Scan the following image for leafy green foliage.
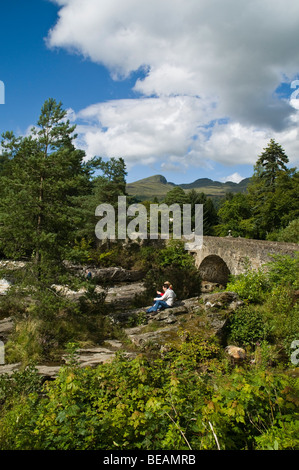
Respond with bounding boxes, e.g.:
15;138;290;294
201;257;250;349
266;253;299;289
226;253;299;358
0;99;91;267
0;363;42;405
215;140;299;239
215;193;253;237
163;187;218;235
227;306;270;347
157;239;195;268
227;253;299;301
133;240;202;304
226;266;270;303
76;156;127;243
0;341;297;450
267;219;299;243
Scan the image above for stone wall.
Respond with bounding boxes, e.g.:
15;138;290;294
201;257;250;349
190;236;298;284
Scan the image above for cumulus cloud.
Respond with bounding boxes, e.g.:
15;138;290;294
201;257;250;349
47;0;299;171
70;99;299;170
72;95;218;166
221;173;246;184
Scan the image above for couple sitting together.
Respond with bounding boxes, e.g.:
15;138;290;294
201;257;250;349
146;281;176;313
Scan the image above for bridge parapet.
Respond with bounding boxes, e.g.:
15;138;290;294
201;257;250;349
187;236;298;285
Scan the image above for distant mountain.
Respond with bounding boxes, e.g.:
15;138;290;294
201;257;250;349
180;178;223;189
126;175;176;200
126;174;250;201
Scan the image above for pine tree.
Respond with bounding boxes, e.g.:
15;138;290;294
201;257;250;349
255;139;289;188
247;140;298;238
0;99;91;272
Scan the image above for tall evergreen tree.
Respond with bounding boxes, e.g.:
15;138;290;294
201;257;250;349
0;99;91;269
247;140;298;238
255;138;289;188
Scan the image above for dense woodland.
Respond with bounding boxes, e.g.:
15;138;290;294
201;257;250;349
0;99;298;450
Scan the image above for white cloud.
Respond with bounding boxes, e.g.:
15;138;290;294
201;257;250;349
48;0;299;171
72;96;219;166
71;100;299;171
221;173;245;184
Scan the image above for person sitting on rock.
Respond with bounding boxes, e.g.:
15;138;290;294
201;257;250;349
146;281;176;313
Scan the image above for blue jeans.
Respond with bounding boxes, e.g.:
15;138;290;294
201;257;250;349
147;300;170;313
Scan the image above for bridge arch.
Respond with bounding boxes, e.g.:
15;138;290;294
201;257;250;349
189;236;298;284
198;254;231;286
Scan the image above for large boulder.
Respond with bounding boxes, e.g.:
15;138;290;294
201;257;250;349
108;296;203;325
126;325;178;348
115;295;232;352
225;345;246;362
202;291;244;311
51;281;146;305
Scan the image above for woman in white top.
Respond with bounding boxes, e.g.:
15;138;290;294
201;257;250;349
146;281;176;313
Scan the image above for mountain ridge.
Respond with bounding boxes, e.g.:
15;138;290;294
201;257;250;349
126;174;250;201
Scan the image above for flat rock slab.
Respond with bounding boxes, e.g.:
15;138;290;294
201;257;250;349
0;317;14;339
0;342;132;378
126;325;178;348
109;296;203;324
0;362;22;375
0;261;26;270
51;282;145;306
105;283;145;305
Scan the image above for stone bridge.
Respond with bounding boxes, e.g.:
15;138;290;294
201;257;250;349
188;236;298;285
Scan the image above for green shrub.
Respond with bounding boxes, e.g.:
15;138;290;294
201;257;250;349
0;364;42;405
227;305;270;347
198;368;299;450
226;253;299;302
262;285;299;357
67;238;94;264
266;253;299;289
226;268;270;303
226;255;299;361
0;349;298;450
267;219;299;243
157;239;195;268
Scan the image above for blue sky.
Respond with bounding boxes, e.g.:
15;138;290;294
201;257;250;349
1;0;298;185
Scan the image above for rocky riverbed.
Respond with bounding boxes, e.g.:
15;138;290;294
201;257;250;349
0;260;245;378
0;282;244;378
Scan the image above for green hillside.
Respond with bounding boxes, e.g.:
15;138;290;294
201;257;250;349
126;174;250;201
126;175;176;201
